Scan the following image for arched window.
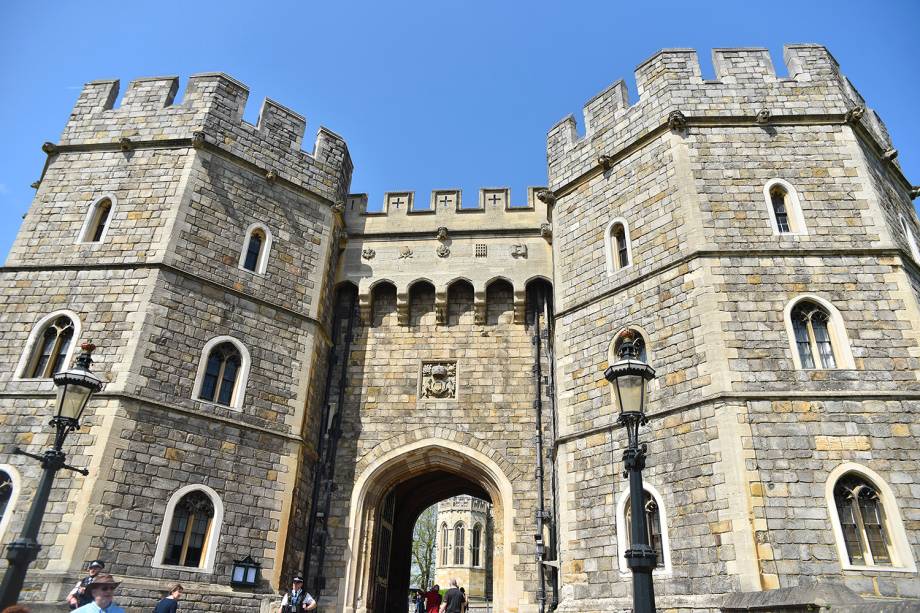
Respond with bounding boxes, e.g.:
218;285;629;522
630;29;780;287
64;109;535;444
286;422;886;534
784;297;854;370
441;522;449;566
153;485;223;573
471;523;482;567
78;196;115;243
615;483;672;574
26;315;75;378
0;466;20;544
453;522;465;565
834;476;891;566
605;218;633;275
764;179;807;236
192;337;250;410
900;215;920;263
826;464;916;572
238;223;273;275
163;490;214;567
624;492;664;568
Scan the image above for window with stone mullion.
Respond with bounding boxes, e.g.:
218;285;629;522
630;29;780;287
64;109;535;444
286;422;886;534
811;314;836;368
835;495;865;565
29;317;74;378
243;233;263;271
859;492;890;564
771;190;791;233
792;316;815;369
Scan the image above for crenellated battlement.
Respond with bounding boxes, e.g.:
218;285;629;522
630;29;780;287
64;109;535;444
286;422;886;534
547;44;895;189
59;73;353;204
343;187;551;234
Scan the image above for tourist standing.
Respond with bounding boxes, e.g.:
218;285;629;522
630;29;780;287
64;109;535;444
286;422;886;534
153;584;183;613
440;579;465;613
425;584;441;613
414;589;426;613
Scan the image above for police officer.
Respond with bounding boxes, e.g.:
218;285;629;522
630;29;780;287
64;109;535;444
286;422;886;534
279;576;316;612
66;560;105;609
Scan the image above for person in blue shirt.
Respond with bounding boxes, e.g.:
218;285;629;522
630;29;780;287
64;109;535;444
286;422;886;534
153;584;183;613
73;573;125;613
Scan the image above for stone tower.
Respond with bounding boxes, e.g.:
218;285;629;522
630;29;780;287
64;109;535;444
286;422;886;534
0;74;351;610
547;45;920;611
1;43;919;613
434;495;493;601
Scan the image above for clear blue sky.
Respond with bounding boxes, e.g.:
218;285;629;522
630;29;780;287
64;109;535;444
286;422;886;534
2;1;919;259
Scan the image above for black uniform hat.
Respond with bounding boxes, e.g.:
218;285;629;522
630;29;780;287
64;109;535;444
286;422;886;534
292;575;304;583
88;560;105;569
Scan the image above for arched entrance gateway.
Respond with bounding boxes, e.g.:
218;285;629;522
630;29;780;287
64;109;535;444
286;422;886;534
340;437;525;613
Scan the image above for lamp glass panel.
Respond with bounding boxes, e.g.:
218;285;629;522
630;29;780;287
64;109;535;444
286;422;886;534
615;373;644;414
232;566;245;582
246;567;257;583
57;382;92;420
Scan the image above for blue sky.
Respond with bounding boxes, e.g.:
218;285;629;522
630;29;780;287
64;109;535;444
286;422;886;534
1;1;919;259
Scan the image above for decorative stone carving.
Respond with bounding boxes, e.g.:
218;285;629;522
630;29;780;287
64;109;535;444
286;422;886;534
540;223;553;242
511;244;527;259
667;110;687;132
910;186;920;200
333;203;345;215
597;155;614;170
882;148;899;162
844;106;866;124
755;109;772;124
437;226;448;241
119;137;133;151
420;361;457;399
191;131;206;149
361;248;376;260
399;246;413;259
41;142;59;155
536;189;556;205
30;180;40;189
436;244;450;258
265;169;278;182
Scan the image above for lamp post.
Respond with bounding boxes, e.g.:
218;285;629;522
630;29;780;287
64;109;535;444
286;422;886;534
0;343;103;609
604;331;656;613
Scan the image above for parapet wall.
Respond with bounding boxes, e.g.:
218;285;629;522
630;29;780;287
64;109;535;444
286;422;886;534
547;44;896;189
59;73;352;204
344;187;551;235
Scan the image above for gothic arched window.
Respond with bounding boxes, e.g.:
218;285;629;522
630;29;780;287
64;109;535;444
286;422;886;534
624;491;664;568
27;315;75;378
453;522;465;565
605;218;633;274
199;342;242;406
790;301;836;369
441;523;449;566
764;179;807;236
79;196;114;243
471;523;482;567
834;475;892;566
163;490;215;568
239;224;273;275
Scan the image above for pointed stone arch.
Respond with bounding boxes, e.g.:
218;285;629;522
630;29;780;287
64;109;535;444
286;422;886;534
341;432;525;613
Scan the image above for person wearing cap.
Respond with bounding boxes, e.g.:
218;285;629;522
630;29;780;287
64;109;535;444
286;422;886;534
66;560;105;609
279;575;316;612
73;573;124;613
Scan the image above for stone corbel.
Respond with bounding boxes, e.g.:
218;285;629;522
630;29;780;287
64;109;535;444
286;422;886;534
437;226;448;241
265;169;278;182
755;109;771;124
435;289;448;325
882;148;898;163
41;142;59;156
597;155;614;170
536;189;556;205
191;131;207;149
473;290;487;325
396;291;410;326
541;223;553;244
844;106;866;124
513;289;527;325
667;110;687;132
119;137;133;151
910;186;920;200
358;292;373;326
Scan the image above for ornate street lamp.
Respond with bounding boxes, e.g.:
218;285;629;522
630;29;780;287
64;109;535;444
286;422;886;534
604;331;656;613
0;343;104;608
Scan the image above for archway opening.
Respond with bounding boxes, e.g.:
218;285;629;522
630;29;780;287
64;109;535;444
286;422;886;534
343;439;520;613
373;471;492;613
